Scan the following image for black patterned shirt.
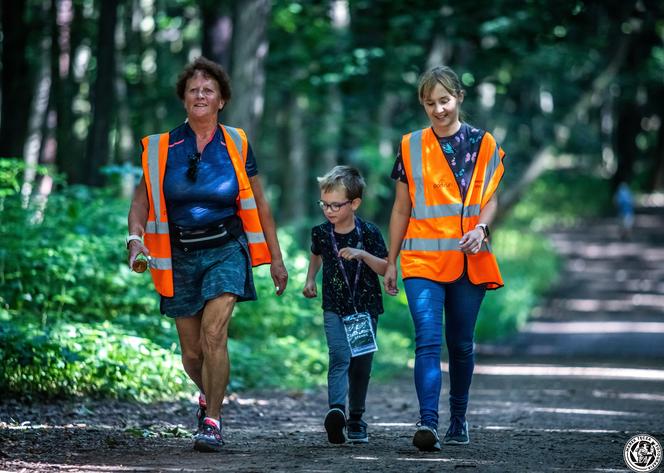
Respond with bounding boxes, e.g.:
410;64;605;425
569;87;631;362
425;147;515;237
310;218;388;316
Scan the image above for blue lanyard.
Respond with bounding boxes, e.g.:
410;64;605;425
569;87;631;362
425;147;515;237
329;218;364;313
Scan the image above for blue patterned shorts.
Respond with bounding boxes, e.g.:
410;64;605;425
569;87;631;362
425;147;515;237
160;235;257;317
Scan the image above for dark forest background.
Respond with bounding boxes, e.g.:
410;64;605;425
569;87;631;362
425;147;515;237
1;0;663;400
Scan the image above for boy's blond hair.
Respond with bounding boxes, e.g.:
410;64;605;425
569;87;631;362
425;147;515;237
317;165;365;200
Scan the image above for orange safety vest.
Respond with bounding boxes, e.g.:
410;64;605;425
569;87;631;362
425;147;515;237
400;127;505;289
141;124;271;297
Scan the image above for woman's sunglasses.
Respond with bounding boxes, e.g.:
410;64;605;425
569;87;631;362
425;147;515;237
187;152;201;181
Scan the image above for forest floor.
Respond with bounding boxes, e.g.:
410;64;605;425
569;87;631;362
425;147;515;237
2;207;664;473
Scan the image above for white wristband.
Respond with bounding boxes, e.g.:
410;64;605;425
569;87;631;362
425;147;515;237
125;234;143;248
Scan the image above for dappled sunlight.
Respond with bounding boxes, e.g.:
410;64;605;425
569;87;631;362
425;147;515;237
528;407;639;417
523;321;664;334
466;364;664;380
483;426;621;434
591;390;664;402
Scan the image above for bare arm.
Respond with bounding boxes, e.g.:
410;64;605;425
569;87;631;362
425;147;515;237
337;248;388;276
302;253;322;298
127;175;150;267
249;174;288;295
384;181;412;295
459;194;498;254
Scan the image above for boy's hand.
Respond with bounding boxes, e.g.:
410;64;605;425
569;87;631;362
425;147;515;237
338;247;365;261
384;263;399;296
302;280;317;298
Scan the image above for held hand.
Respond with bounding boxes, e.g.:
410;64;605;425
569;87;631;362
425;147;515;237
127;240;150;269
302;280;317;298
270;260;289;296
338;247;365;261
459;228;484;255
383;263;399;296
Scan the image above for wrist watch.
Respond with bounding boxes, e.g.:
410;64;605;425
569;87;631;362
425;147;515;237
475;223;490;240
125;234;143;248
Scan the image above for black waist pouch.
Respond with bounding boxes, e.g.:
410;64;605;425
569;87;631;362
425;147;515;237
171;216;244;252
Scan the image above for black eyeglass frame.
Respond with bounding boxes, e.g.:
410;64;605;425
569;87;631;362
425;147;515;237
317;200;352;212
186;152;202;181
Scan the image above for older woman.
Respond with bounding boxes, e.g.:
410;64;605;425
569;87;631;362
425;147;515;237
384;65;505;452
126;57;288;452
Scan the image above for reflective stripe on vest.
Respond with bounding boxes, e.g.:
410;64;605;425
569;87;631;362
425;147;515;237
400;127;504;289
141;125;271;297
220;125;272;266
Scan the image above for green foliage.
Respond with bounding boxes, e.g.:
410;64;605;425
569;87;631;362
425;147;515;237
508;169;613;230
0;160;570;401
0;322;187;400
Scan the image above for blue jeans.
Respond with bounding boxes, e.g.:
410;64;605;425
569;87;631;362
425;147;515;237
323;311;377;418
404;276;486;428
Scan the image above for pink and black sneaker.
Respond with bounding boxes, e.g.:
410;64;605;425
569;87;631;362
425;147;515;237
194;418;224;452
195;397;207;435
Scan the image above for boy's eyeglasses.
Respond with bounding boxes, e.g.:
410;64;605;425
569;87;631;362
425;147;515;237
317;200;351;212
186;152;201;181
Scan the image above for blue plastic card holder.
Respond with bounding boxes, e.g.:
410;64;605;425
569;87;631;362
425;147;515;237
342;312;378;357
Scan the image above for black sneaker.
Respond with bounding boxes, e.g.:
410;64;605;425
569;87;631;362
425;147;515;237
324;408;346;444
347;419;368;444
194;418;224;452
443;417;469;445
413;423;441;452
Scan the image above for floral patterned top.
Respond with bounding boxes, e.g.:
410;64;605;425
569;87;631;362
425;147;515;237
391;123;485;200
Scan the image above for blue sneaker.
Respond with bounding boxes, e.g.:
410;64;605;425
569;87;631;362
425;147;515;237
324;408;346;444
443;417;469;445
194;418;224;452
413;422;441;452
347;419;368;444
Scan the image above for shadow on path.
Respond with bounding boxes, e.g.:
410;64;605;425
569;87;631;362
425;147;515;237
1;207;663;472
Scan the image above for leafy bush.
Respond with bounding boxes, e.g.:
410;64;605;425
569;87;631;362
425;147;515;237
0;160;573;400
0;322;187;400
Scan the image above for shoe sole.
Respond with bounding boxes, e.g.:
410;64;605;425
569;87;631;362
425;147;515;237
324;410;346;444
348;437;369;444
413;430;441;452
193;439;223;452
443;438;470;445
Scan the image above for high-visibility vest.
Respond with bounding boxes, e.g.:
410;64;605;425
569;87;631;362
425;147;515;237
141;124;271;297
400;127;505;289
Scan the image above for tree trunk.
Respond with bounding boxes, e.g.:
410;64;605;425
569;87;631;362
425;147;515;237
52;0;83;183
200;0;233;71
85;0;120;186
225;0;271;139
652;120;664;191
286;95;308;225
0;0;32;158
496;33;630;221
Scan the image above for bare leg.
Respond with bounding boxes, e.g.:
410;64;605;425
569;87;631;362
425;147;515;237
200;293;236;419
175;314;204;392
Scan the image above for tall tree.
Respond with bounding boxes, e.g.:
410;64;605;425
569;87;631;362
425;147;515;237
0;0;32;158
85;0;120;186
225;0;271;140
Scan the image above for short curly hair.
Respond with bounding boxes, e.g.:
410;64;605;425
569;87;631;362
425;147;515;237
175;57;231;102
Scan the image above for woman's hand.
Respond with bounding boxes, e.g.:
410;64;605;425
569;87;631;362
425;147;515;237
383;262;399;296
338;247;365;261
127;240;150;269
302;279;317;298
459;228;485;255
270;259;288;296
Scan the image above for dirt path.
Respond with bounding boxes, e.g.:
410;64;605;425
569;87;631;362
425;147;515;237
2;207;663;472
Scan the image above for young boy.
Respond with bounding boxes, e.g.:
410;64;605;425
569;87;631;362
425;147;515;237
303;165;388;444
